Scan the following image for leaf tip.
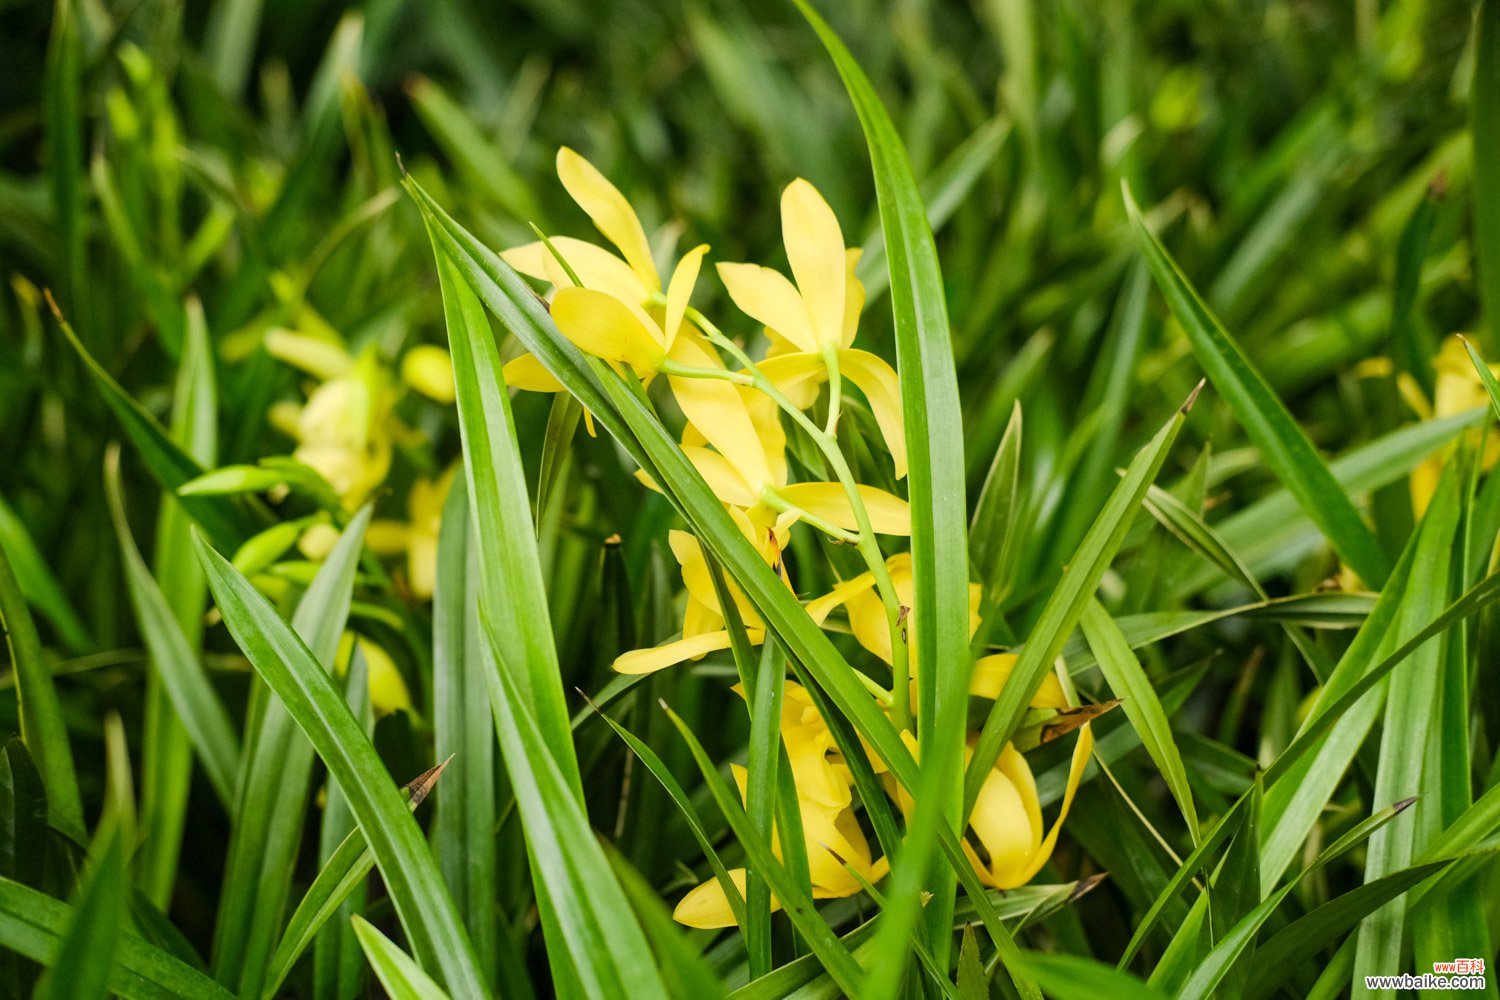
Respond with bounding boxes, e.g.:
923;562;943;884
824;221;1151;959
1392;795;1419;814
1181;378;1206;414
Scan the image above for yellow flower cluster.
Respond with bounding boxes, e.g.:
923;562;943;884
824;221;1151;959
505;149;1093;927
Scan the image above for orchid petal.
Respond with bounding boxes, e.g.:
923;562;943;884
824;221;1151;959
556;147;659;291
838;348;907;479
781;178;847;347
716;261;818;352
551;287;665;370
776;482;912;535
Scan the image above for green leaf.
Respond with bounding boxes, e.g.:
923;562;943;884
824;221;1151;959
0;511;82;843
211;507;367;997
1473;0;1500;352
971;402;1023;606
351;917;452;1000
795;3;972;971
744;641;785;978
662;701;866;996
967;397;1190;815
1019;953;1170;1000
603;844;728;1000
35;822;125;1000
313;649;371;1000
1460;337;1500;422
106;451;240;809
475;607;669;998
0;875;234;1000
1080;598;1199;842
1246;860;1453;1000
262;763;448;1000
428;224;582;799
0;494;91;653
1124;184;1390;587
49;302;263;550
195;525;490;998
429;474;504;993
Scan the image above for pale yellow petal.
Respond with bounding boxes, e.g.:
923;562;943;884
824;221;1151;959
401;345;456;403
776;482;911;536
556;147;659;291
969;653;1067;709
1009;724;1093;886
669;336;774;491
613;630;741;675
781;179;846;347
844;585;893;665
840;248;865;348
673;869;770;929
682;445;759;508
967;751;1038;889
664;244;708;350
265;329;352;380
551;287;665;370
501;242;553;283
542;236;648;303
805;570;875;625
716;262;818;352
838;349;906;479
682;596;722;638
502;353;565;393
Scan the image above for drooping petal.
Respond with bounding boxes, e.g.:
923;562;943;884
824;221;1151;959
844;584;894;665
716;261;818;352
681;595;723;638
613;629;763;675
1004;725;1093;887
669;335;774;491
781;179;847;347
664;244;709;351
401;345;456;403
966;747;1039;889
805;568;876;625
551;287;665;370
838;349;907;479
265;329;352;380
673;868;767;929
776;482;912;536
555;147;659;291
502;353;565;393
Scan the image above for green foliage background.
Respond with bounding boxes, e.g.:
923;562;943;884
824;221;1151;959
1;0;1499;997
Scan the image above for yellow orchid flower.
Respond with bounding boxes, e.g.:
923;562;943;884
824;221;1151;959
960;727;1092;889
336;631;413;716
367;463;458;600
660;337;911;540
1395;335;1500;515
613;509;793;675
718;179;907;479
499;147;707;385
673;681;889;928
806;553;980;666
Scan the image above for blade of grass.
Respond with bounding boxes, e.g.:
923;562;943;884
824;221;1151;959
313;650;370;1000
0;495;91;653
105;450;239;809
351;917;451;1000
196;532;490;998
1473;0;1500;352
744;641;785;979
967;393;1192;818
429;225;581;799
795;2;972;968
430;474;502;991
0;514;82;843
211;508;370;996
263;762;449;1000
47;294;262;549
1080;598;1199;842
477;609;669;998
1124;185;1390;587
0;876;235;999
35;822;125;1000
